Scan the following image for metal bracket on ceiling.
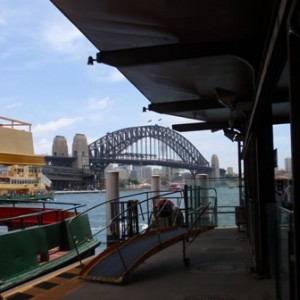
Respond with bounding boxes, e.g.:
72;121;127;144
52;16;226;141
215;88;237;111
223;128;242;142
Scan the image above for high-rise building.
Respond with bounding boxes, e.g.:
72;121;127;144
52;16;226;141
161;166;171;180
52;135;68;156
285;157;292;174
141;166;152;181
114;165;131;180
211;154;220;178
227;167;234;175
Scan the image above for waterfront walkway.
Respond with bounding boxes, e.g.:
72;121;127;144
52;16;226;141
2;228;276;300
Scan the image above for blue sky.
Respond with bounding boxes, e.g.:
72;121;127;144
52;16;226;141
0;1;291;172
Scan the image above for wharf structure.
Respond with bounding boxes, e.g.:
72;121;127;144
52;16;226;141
48;1;300;299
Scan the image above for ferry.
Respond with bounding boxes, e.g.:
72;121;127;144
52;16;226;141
0;199;100;292
168;182;184;191
0;164;54;201
0;117;100;292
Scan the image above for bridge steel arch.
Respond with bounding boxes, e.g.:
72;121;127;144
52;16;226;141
89;125;210;177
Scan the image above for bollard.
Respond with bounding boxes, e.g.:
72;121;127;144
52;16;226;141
151;175;161;207
196;173;209;225
106;171;120;246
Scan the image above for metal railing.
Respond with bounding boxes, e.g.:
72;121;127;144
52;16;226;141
68;185;219;265
0;199;85;230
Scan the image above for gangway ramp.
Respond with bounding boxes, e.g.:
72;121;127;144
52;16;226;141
80;226;213;284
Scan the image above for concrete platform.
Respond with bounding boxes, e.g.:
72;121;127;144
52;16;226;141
2;228;276;300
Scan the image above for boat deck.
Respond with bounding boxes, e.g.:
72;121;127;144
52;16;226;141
1;228;276;300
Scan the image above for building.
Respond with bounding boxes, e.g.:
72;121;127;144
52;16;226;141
285;157;292;174
210;154;220;178
227;167;234;176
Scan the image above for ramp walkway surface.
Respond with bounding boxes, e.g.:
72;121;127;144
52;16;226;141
80;226;213;284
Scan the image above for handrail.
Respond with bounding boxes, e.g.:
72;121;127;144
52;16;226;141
69;186;218;266
0;209;62;223
278;205;294;214
68;189;186;265
187;202;211;230
80;202;214;273
0;198;84;209
0;200;86;230
69;189;185;226
108;190;185;228
71;187;215;238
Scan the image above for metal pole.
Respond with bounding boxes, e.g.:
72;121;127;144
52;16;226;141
238;141;244;206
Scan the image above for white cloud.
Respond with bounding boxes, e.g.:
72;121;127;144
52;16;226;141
32;117;83;136
88;97;111;111
5;102;22;109
84;97;114;124
42;18;92;57
0;7;34;42
0;98;23;111
108;69;126;82
86;65;127;84
33;137;52;155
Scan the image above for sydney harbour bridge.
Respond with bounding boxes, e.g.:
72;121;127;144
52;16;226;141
89;125;210;174
44;125;220;190
89;125;211;177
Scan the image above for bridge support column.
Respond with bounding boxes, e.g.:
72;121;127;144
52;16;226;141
106;171;120;246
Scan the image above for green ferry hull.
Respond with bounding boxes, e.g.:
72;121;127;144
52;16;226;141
0;213;100;292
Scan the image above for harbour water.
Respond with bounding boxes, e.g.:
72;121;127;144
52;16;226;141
54;185;242;253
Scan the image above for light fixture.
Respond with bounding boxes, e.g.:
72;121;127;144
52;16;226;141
87;56;96;65
223;128;241;142
87;52;101;65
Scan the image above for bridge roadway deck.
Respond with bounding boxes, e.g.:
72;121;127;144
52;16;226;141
2;228;276;300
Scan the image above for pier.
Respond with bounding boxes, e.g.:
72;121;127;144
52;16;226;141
2;228;276;300
53;190;103;195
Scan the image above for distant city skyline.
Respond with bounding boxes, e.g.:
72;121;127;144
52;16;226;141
49;130;291;176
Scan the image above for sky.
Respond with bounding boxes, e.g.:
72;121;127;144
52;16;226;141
0;1;291;173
